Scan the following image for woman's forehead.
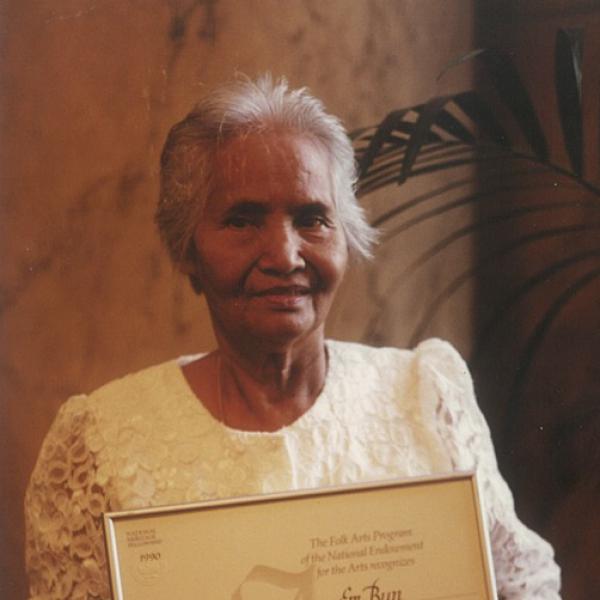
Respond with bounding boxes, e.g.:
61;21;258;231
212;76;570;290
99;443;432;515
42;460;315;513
210;131;333;205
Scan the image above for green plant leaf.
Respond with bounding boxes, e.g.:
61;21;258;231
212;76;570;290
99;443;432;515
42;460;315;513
555;28;584;176
437;48;487;81
400;96;454;182
356;109;412;178
433;108;476;144
453;91;510;148
479;48;549;161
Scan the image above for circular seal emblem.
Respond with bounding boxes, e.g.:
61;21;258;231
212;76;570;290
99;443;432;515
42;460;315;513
132;550;167;585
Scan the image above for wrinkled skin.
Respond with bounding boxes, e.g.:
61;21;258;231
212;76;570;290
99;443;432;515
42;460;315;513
193;130;348;353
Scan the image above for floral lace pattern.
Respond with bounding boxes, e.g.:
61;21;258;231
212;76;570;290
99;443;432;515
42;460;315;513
25;397;109;599
25;339;561;599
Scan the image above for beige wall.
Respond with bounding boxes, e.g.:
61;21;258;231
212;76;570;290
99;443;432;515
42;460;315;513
0;1;475;595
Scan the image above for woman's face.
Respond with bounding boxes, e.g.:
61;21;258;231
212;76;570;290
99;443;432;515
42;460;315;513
192;131;348;350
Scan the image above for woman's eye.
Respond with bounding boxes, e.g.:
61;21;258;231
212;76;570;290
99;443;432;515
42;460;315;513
225;216;253;229
297;215;329;229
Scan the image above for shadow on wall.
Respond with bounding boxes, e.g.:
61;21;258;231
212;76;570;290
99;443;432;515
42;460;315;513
346;13;600;600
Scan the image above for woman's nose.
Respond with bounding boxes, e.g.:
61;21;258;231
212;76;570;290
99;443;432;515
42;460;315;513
258;223;305;275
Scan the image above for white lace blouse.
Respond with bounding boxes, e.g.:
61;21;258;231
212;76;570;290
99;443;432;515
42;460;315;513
25;339;561;599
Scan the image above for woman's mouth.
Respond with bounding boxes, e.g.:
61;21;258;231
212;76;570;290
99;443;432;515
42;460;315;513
251;286;311;308
254;286;310;296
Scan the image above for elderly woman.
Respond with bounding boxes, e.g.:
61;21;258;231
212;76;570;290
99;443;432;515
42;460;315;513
25;76;561;599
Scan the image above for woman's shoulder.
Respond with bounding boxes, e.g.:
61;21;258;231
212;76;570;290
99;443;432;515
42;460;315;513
326;338;409;362
411;338;472;388
91;357;182;398
51;358;186;431
326;338;473;408
326;337;465;370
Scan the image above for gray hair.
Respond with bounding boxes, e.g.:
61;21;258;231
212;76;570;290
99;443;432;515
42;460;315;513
156;75;377;291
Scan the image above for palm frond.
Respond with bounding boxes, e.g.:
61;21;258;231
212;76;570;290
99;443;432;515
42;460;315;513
555;28;584;176
351;30;600;460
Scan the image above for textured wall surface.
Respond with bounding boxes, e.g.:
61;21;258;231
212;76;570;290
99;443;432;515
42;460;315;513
0;1;475;595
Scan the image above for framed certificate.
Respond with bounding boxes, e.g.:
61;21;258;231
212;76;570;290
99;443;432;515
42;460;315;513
103;471;497;599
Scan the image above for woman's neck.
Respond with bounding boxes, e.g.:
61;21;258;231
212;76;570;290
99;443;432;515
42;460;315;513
183;330;328;432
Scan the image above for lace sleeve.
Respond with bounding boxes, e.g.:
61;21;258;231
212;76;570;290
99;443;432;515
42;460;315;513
24;395;111;600
416;339;561;600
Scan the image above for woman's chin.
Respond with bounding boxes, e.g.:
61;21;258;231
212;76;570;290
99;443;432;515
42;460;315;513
210;296;330;351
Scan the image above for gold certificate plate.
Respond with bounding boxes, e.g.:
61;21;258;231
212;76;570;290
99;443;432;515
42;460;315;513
103;471;497;599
